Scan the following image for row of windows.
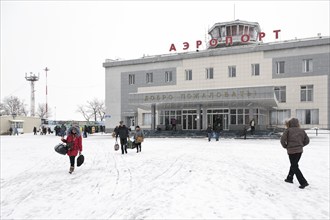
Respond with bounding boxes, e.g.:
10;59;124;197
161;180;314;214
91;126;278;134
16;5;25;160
185;64;260;80
129;71;174;85
274;85;314;103
142;108;319;126
271;109;319;125
276;59;313;74
128;58;315;85
128;64;260;85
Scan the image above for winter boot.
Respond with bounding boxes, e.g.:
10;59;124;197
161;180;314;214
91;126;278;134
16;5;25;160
69;166;74;174
285;175;293;183
284;178;293;183
299;182;309;189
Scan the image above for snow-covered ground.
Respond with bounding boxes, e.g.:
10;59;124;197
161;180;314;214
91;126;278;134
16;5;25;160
1;130;329;219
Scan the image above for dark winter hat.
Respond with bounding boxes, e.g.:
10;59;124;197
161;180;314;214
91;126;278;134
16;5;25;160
77;154;84;167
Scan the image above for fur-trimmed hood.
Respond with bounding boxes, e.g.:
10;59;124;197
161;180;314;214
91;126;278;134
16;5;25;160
66;126;81;137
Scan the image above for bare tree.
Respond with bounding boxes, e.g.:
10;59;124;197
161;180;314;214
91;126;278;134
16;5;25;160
77;98;105;122
87;98;100;122
76;105;92;121
97;101;106;121
36;103;52;119
0;103;6;116
0;96;28;116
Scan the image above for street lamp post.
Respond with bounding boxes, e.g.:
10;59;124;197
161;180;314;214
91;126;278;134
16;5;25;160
44;67;49;119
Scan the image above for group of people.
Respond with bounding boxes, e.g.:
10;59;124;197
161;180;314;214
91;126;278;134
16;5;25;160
206;124;222;141
58;117;310;189
114;121;144;154
33;126;52;135
8;127;19;135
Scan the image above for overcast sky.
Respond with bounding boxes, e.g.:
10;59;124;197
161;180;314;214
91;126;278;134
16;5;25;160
1;0;329;121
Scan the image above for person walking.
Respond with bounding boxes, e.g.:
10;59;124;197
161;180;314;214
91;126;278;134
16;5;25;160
14;127;19;135
171;118;177;131
83;125;88;138
116;121;129;154
61;126;83;174
280;118;310;189
33;126;37;135
206;124;213;142
214;123;221;141
249;118;255;135
134;125;144;153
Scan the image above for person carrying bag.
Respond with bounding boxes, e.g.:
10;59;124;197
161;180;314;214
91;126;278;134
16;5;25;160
61;126;83;174
134;125;144;153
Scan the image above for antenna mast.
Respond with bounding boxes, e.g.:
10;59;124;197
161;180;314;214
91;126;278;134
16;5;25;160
25;72;39;116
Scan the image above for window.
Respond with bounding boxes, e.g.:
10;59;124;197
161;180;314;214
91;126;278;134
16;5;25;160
274;86;286;103
276;61;285;74
128;74;135;85
185;69;192;80
142;113;151;125
251;64;260;76
146;72;153;84
303;59;313;72
206;67;214;79
296;109;319;125
165;71;173;82
300;85;313;102
270;110;291;125
228;66;236;77
230;109;236;125
230;108;249;125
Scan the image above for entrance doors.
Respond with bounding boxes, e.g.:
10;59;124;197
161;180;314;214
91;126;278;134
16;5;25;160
207;109;229;130
127;116;135;130
182;110;198;130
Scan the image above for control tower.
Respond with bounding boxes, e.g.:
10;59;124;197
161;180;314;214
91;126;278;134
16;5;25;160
25;72;39;116
208;19;261;48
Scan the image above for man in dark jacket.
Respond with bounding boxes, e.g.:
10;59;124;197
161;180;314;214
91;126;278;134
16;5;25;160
280;118;310;189
116;121;129;154
206;124;213;142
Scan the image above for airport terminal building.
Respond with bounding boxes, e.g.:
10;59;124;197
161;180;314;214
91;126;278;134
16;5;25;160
103;20;330;132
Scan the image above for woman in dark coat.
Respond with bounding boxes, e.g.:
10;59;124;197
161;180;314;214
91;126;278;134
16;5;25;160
280;118;310;189
61;126;83;174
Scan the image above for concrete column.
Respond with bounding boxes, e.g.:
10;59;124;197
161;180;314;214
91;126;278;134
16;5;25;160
197;104;201;130
151;104;156;130
202;106;207;130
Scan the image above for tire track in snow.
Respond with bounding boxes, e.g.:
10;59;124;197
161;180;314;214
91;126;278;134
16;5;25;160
108;153;190;219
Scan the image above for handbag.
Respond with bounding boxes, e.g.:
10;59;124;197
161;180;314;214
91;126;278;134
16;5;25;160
114;141;119;151
136;136;144;143
77;154;84;167
54;143;68;155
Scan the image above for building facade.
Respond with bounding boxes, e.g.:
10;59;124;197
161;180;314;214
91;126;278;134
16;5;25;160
103;22;330;132
0;116;42;135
